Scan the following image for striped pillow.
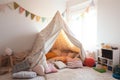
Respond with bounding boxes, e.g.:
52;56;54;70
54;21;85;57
67;59;83;68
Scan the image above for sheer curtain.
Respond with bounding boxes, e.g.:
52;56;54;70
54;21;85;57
68;2;97;51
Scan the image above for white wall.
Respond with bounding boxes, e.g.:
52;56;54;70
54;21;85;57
67;0;88;7
97;0;120;45
0;0;66;54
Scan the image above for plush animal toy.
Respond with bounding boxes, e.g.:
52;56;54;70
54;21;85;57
5;48;13;56
0;48;13;75
4;48;13;67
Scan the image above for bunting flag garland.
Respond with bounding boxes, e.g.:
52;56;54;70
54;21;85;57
14;2;19;9
80;13;84;18
19;7;25;14
25;10;30;17
36;16;40;22
85;6;90;13
0;2;49;23
62;10;65;17
90;0;95;7
62;9;67;17
79;0;95;18
31;13;35;20
7;2;14;10
0;4;7;12
41;17;46;23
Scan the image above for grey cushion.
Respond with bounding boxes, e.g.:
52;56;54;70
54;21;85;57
12;60;30;73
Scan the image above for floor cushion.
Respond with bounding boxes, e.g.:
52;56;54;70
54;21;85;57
12;71;37;79
84;57;95;67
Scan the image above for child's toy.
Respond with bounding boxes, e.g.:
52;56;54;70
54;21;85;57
113;64;120;79
93;64;106;73
84;57;95;67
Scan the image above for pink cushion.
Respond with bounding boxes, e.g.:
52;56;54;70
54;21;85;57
32;64;45;76
45;63;58;74
67;59;83;68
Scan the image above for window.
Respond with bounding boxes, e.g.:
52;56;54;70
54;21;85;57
68;0;97;51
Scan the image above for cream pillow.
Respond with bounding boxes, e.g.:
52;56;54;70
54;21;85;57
54;61;66;69
52;49;61;56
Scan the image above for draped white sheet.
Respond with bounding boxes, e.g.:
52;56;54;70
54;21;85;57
28;11;86;69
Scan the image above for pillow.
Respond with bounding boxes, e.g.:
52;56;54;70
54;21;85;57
52;49;61;56
67;57;80;62
32;64;45;76
60;52;68;56
45;63;58;74
46;52;58;59
12;60;30;73
12;71;37;79
54;61;66;69
67;59;83;69
51;56;67;63
67;52;75;58
84;57;95;67
66;57;73;62
74;54;80;58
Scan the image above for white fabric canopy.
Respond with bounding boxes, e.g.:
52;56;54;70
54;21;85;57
28;11;86;69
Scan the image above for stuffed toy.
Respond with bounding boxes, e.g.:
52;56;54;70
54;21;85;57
4;47;13;67
5;48;13;56
0;48;13;75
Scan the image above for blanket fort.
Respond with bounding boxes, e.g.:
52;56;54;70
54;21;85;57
27;11;86;69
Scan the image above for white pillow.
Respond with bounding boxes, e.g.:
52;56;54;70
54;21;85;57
54;61;66;69
12;71;37;79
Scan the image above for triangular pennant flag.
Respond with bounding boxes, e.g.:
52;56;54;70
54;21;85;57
14;2;19;9
36;16;40;22
62;12;65;17
85;6;89;13
41;17;46;23
7;2;14;10
19;7;25;14
62;10;66;17
31;13;35;20
80;13;84;18
90;0;95;7
25;10;30;17
0;4;6;12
